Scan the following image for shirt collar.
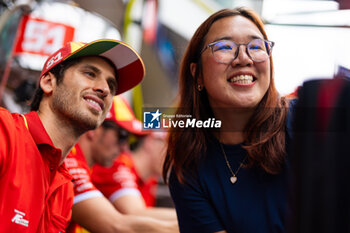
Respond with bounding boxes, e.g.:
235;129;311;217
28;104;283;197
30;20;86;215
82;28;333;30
24;111;55;147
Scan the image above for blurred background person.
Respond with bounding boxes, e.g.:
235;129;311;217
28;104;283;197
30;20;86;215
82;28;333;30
91;96;176;221
288;76;350;233
65;96;178;233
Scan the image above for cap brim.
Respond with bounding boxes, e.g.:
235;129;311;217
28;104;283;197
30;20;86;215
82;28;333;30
66;39;145;95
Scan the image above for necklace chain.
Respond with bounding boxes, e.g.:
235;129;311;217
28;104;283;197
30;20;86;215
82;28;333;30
219;142;247;184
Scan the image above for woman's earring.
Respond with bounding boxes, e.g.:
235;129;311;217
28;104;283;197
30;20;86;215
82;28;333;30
197;84;203;91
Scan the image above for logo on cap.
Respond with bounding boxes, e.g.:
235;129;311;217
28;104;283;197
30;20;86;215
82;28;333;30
143;109;161;129
46;51;63;69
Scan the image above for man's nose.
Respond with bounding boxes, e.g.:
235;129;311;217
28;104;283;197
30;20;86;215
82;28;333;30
93;78;110;97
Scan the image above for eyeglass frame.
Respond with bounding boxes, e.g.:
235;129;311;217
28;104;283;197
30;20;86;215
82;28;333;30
200;38;275;63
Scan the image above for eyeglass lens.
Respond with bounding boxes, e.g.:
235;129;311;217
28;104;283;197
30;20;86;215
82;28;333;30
211;39;273;63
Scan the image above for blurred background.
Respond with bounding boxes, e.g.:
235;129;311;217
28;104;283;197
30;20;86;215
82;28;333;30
0;0;349;115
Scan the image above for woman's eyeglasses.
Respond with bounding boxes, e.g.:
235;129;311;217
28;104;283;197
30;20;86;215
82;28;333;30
201;38;274;63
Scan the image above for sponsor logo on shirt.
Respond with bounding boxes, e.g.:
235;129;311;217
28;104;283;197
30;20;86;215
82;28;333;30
113;166;138;188
11;209;29;227
64;157;78;168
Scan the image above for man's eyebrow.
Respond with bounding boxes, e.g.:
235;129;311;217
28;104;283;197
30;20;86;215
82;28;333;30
82;64;101;74
82;63;118;89
108;76;118;89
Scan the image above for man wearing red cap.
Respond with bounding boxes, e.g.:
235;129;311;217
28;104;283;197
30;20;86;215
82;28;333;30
92;97;177;221
65;96;178;233
0;39;145;233
92;132;177;219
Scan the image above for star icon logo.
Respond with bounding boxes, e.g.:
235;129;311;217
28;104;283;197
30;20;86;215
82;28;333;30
150;109;161;122
143;109;162;129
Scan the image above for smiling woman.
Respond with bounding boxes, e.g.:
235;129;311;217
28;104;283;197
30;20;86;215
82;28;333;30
163;7;292;233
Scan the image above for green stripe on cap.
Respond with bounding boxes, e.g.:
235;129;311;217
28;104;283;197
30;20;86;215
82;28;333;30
66;40;120;60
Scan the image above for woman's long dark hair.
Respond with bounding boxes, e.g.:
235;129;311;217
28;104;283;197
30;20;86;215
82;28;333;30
163;7;289;184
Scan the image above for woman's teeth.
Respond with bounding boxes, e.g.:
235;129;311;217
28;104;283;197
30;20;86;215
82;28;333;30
229;75;253;84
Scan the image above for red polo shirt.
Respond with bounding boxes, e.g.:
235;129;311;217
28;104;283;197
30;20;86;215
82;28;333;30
0;108;74;233
91;152;158;207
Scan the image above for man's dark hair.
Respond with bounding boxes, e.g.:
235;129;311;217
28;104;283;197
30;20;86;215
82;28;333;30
102;120;129;144
30;58;82;111
101;120;119;130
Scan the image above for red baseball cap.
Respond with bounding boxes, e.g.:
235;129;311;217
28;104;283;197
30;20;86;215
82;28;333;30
41;39;145;95
105;95;148;135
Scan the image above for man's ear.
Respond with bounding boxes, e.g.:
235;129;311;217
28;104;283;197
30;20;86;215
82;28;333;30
143;135;153;152
190;62;203;86
40;72;56;95
86;129;97;141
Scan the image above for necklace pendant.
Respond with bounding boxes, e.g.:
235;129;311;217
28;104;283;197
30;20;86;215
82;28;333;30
230;176;237;184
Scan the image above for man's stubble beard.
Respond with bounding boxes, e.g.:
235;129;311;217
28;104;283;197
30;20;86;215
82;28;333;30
51;85;104;135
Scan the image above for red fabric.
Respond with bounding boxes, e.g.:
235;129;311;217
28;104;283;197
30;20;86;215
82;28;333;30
316;78;344;132
105;95;148;135
91;151;158;207
65;144;103;233
0;108;74;233
65;144;101;199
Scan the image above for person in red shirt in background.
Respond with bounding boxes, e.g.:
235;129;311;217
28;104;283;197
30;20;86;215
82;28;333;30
65;95;178;233
0;39;144;233
91;96;177;222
